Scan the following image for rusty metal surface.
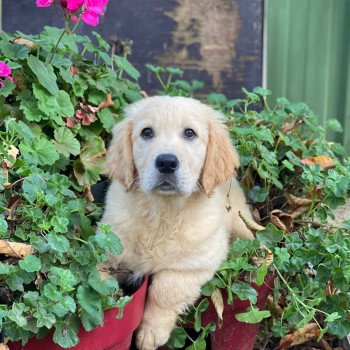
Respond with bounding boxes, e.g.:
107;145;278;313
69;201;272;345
3;0;263;98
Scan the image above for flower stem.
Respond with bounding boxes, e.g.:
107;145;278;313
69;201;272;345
47;21;69;65
70;16;82;34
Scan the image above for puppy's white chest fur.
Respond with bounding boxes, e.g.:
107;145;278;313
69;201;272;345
102;181;230;277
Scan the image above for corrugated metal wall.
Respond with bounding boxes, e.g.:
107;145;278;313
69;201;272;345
266;0;350;151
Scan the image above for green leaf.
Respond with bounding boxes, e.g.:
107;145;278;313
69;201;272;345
27;55;59;95
19;137;60;166
271;321;289;337
253;87;271;96
92;231;123;255
52;295;76;317
6;119;35;141
186;339;206;350
73;136;106;186
22;174;47;202
53;127;80;157
88;268;118;295
80;308;104;331
231;281;258;303
0;262;15;275
235;306;271;324
77;285;102;315
19;255;41;272
49;267;77;291
0;215;8;236
325;312;342;323
43;283;62;301
256;223;283;248
7;303;27;327
115;56;140;80
7;269;35;292
248;186;269;203
167;328;188;348
47;233;70;253
327;119;343;132
33;308;56;329
33;83;74;119
328;319;350;338
0;41;30;59
256;263;268;286
97;109;116;131
50;216;69;234
194;299;209;332
53;316;80;348
115;295;132;318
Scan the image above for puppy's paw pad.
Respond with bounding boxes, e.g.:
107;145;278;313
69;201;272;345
136;325;169;350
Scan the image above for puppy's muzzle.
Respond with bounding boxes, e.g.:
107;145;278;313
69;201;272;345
155;153;179;174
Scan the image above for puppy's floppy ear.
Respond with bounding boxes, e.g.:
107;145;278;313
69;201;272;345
201;117;240;197
105;120;135;191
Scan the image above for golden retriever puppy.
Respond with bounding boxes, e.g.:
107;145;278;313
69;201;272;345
102;96;254;350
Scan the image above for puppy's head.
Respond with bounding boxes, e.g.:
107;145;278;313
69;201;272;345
105;96;240;197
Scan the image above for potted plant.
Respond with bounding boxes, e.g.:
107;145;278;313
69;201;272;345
146;72;350;350
0;1;147;349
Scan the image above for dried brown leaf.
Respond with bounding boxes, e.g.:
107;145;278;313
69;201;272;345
8;145;19;161
140;90;149;98
83;186;94;202
270;209;293;232
12;38;38;49
289;205;310;219
266;295;283;316
239;211;265;231
281;119;303;134
35;272;43;289
264;247;274;268
0;240;34;258
286;193;314;207
301;155;335;170
280;323;320;349
98;93;114;110
211;287;224;328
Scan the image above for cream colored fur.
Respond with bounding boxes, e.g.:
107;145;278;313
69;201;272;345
102;96;254;350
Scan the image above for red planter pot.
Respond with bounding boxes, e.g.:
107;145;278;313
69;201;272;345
8;277;148;350
201;275;275;350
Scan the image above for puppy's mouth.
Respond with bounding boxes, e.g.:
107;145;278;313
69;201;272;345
153;175;180;193
154;180;179;192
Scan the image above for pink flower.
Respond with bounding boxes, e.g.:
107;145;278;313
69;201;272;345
36;0;108;26
36;0;54;7
81;0;108;26
66;0;84;12
0;61;14;88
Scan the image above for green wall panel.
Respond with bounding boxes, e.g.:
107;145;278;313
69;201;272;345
266;0;350;151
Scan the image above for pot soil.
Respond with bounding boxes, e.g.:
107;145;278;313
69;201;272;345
8;277;148;350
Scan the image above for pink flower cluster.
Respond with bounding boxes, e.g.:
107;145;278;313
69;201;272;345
36;0;108;26
0;61;14;88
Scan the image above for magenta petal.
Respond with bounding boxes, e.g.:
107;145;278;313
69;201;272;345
0;61;12;77
5;76;14;83
0;80;4;87
36;0;54;7
67;0;84;11
81;10;100;26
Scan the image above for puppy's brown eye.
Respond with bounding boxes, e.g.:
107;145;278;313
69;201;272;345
141;128;154;139
184;128;196;139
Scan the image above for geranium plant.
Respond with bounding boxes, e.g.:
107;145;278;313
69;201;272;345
148;69;350;349
0;1;143;348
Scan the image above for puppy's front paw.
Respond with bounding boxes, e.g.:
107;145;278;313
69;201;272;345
136;322;170;350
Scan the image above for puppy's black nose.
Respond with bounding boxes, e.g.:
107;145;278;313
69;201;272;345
155;154;179;174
